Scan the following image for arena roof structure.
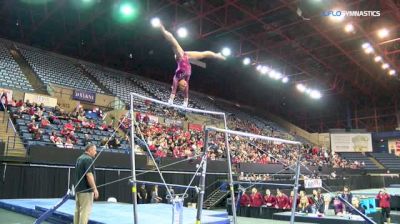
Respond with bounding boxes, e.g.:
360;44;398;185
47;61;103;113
0;0;399;132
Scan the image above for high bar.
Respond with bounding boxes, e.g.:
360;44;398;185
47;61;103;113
130;92;226;116
205;126;302;145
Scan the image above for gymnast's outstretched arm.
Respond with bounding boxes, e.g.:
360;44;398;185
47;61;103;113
158;24;184;59
186;51;226;60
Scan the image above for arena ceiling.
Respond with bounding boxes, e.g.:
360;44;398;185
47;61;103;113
0;0;399;132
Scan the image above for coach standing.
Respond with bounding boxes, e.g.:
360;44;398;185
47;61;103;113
74;144;99;224
377;188;391;224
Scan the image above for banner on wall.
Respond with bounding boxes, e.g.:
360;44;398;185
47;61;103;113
0;88;13;104
24;93;57;107
72;89;96;103
188;123;203;132
330;133;373;152
304;179;322;189
165;118;183;127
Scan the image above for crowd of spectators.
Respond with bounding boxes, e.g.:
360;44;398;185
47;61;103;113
125;108;363;171
3;94;362;171
7;98;125;149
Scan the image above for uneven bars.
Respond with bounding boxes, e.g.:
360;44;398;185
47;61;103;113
205;126;302;145
233;181;294;187
130;92;225;116
132;180;199;190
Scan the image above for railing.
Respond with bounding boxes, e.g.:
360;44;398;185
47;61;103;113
0;101;22;154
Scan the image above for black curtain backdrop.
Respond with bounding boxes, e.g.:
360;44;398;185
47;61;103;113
0;164;226;204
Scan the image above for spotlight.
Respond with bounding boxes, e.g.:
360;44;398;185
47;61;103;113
310;90;322;99
256;65;262;71
344;23;354;33
274;72;282;80
243;57;251;65
282;77;289;83
177;27;188;38
362;42;371;49
389;69;396;75
382;63;389;69
296;83;306;92
221;47;231;57
120;3;134;16
268;70;277;78
305;88;312;94
377;28;389;39
151;17;161;27
261;66;270;74
374;56;382;62
364;47;374;54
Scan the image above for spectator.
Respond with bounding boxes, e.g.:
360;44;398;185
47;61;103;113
310;189;324;214
298;191;310;213
376;188;391;224
65;138;74;149
55;137;64;148
350;197;365;215
40;117;51;129
100;137;109;149
240;190;251;207
16;99;23;107
64;121;75;132
250;188;263;207
150;185;162;203
48;111;60;125
33;129;43;141
82;134;92;146
341;186;353;213
99;121;108;131
333;197;344;215
0;92;8;111
28;120;39;133
275;189;289;209
108;137;121;149
138;184;148;204
264;189;277;207
50;131;59;143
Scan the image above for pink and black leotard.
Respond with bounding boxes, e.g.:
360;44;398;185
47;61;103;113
171;53;191;98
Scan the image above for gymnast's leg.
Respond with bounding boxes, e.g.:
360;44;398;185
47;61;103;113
169;75;179;104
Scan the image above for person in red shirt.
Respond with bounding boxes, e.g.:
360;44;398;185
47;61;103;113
250;188;263;207
275;189;290;209
264;189;277;207
376;188;391;224
64;121;75;132
240;190;251;207
288;190;298;210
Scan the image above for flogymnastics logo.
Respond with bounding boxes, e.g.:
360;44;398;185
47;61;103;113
321;10;380;17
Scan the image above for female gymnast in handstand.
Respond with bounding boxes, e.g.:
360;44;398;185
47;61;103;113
157;23;225;107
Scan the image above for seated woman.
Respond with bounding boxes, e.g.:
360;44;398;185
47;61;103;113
150;185;162;203
40;117;51;129
28;120;39;133
298;191;311;213
99;121;108;131
64;138;73;149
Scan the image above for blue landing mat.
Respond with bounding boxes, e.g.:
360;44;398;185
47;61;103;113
0;198;230;224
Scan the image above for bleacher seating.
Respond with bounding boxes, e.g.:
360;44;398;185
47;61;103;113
81;63;155;112
132;77;198;108
0;41;34;92
339;152;381;170
10;106;130;152
370;152;400;170
18;46;104;93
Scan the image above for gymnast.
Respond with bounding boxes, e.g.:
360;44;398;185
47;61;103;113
157;23;225;107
